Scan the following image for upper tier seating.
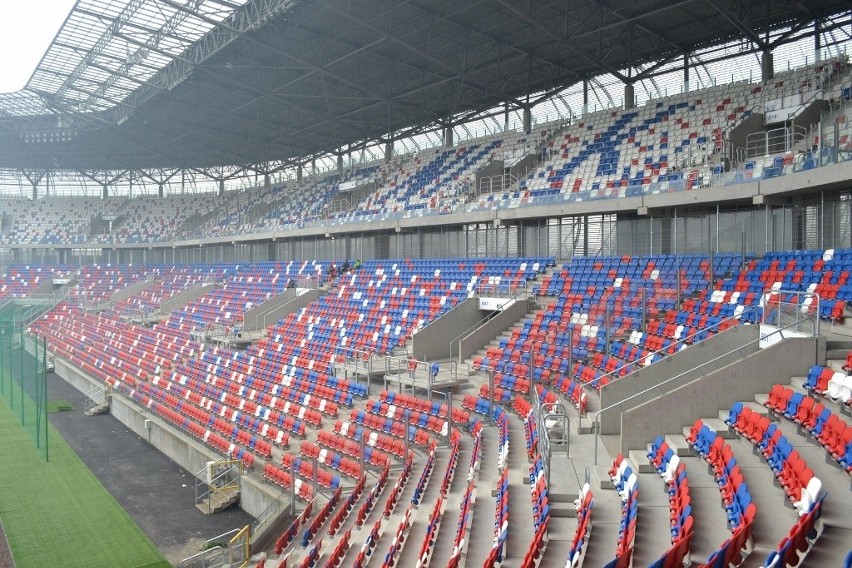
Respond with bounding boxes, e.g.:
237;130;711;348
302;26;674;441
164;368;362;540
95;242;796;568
0;265;73;301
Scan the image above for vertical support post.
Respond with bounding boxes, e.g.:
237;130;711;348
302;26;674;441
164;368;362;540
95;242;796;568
360;433;366;476
43;336;48;461
19;326;24;424
312;456;318;497
447;392;453;439
489;367;495;419
641;288;647;334
567;324;573;385
404;409;410;456
290;468;296;516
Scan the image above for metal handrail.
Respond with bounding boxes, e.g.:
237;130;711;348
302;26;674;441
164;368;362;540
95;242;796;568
591;315;818;464
450;283;532;361
761;289;820;336
575;305;762;409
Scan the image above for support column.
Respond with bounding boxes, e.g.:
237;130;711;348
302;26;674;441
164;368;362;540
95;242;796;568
814;20;822;63
102;184;108;199
384;139;393;162
761;50;774;81
522;108;531;134
311;158;316;176
444;126;454;148
264;173;270;189
504;102;510;132
683;53;690;93
297;165;303;183
31;184;37;201
582;79;589;115
158;184;164;198
624;82;635;110
337;154;343;174
218;179;225;196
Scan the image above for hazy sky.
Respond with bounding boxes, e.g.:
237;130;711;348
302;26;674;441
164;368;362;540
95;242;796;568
0;1;77;93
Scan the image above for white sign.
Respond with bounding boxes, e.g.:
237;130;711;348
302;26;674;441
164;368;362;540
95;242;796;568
479;297;515;311
758;324;808;348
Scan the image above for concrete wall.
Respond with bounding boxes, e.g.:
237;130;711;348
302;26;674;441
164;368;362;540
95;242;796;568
509;153;539;180
111;278;158;304
54;357;285;520
411;298;486;361
160;282;215;314
599;325;759;434
620;336;821;453
242;288;321;331
457;298;531;362
728;113;765;163
475;160;505;187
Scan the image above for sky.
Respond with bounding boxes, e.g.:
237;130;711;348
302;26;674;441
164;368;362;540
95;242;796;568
0;1;77;93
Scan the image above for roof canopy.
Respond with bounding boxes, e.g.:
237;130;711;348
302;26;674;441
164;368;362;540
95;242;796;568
0;0;847;171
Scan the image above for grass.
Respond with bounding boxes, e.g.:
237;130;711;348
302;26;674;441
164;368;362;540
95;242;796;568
0;396;171;568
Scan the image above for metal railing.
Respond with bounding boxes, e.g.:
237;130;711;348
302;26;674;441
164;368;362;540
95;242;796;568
383;354;458;399
533;388;570;489
590;315;818;465
761;289;820;336
478;173;518;195
745;125;807;159
180;527;250;568
574;305;762;414
195;459;243;515
451;283;533;361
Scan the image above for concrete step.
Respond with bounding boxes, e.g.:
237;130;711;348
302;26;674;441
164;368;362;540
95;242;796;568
704;417;737;439
740;401;768;415
664;435;691;457
628;449;654;473
677;453;736;563
196;486;240;515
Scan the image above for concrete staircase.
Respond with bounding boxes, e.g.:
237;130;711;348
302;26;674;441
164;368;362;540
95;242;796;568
196;486;240;515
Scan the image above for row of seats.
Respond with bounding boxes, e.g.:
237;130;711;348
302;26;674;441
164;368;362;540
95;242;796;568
353;468;390;529
410;445;436;506
686;420;756;567
379;505;413;568
647;438;694;568
565;482;593;568
446;430;483;567
316;430;390;469
726;403;826;512
299;486;341;547
382;455;414;519
328;474;367;537
765;383;852;472
607;455;638;567
805;364;852;407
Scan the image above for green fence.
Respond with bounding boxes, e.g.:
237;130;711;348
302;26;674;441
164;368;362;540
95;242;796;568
0;306;49;461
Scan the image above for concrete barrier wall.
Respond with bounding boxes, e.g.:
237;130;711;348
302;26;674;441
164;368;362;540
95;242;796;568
110;278;158;304
411;298;484;361
242;289;321;331
599;325;759;434
160;283;215;314
619;336;822;453
54;358;284;519
457;298;531;362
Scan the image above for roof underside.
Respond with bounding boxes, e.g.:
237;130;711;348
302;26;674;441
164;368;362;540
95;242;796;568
0;0;848;171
